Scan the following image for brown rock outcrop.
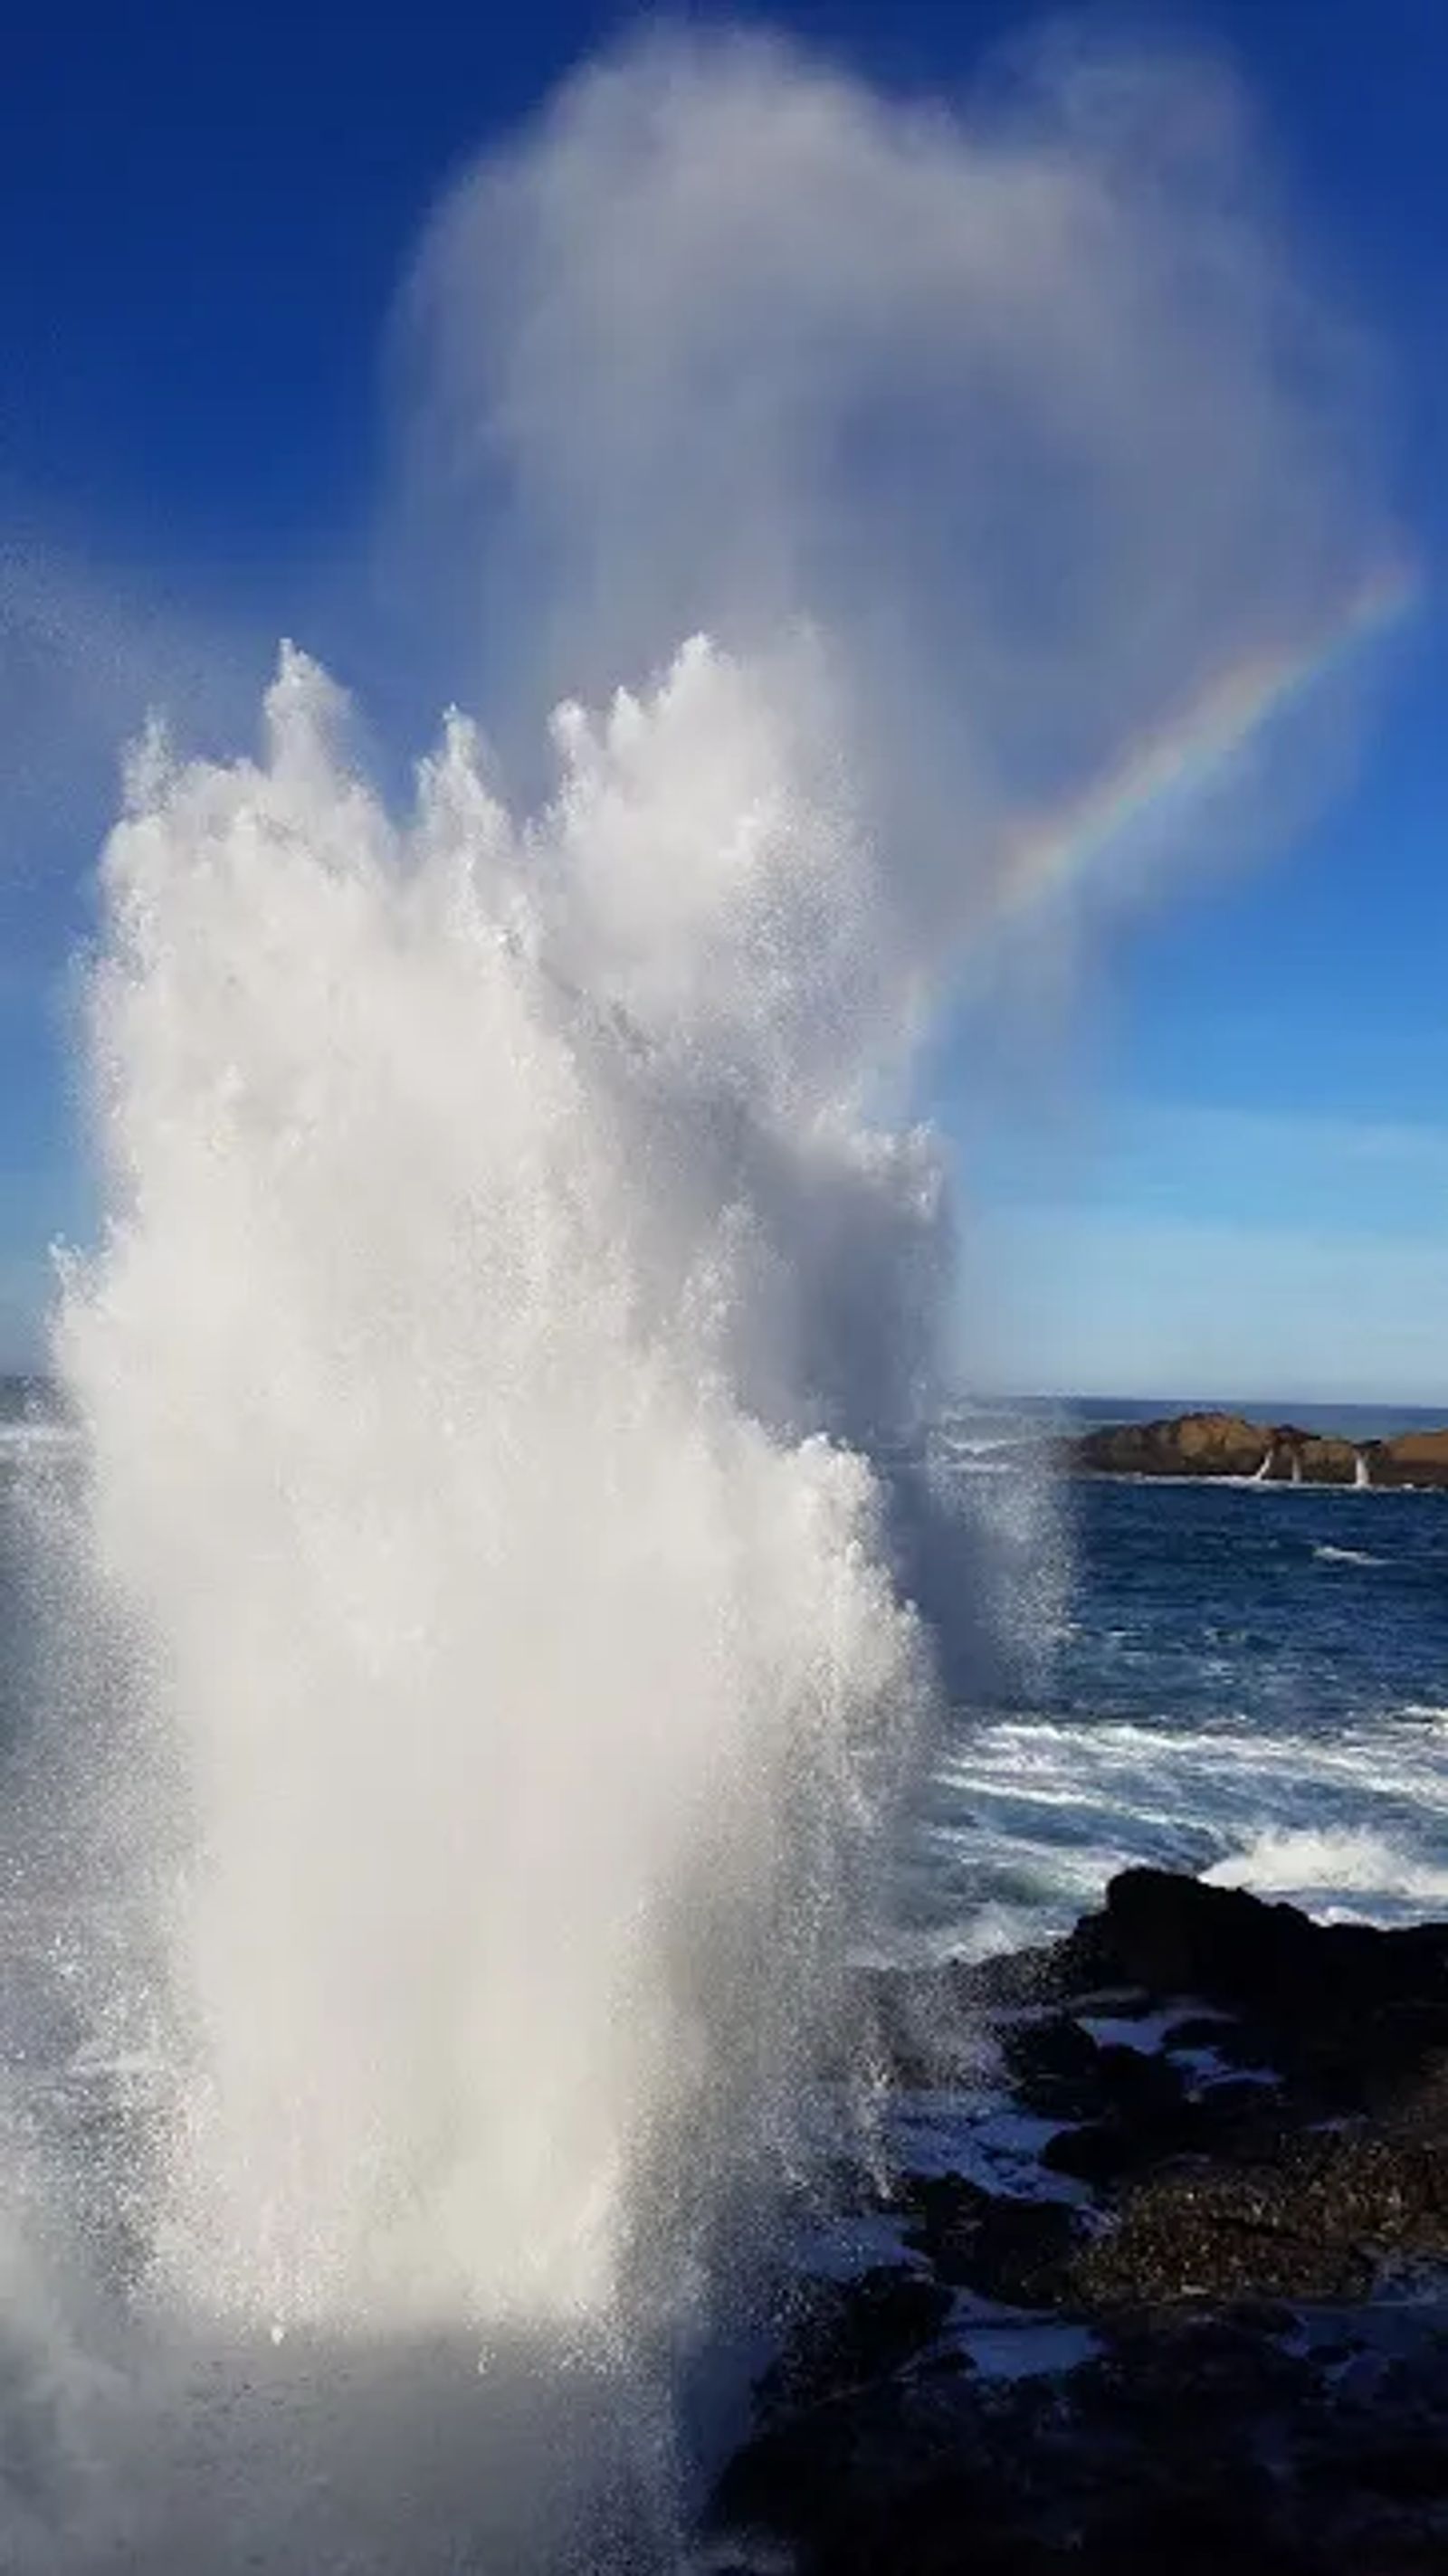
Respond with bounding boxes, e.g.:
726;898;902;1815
1073;1411;1270;1478
1368;1429;1448;1488
1072;1411;1448;1487
1290;1434;1359;1483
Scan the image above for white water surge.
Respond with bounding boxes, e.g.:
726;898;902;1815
0;24;1383;2571
66;636;938;2336
38;634;934;2569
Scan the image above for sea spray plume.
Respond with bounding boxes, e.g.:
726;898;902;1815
59;642;933;2345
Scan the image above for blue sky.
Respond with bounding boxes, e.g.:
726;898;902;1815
1;0;1443;1402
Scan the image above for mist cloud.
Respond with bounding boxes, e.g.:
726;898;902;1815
397;23;1386;977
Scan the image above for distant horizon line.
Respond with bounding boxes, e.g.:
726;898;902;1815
4;1365;1445;1431
981;1388;1448;1424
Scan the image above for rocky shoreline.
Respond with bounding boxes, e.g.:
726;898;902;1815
710;1870;1448;2573
1068;1408;1448;1488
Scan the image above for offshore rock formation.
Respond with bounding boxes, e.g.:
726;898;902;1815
1367;1426;1448;1488
1071;1409;1448;1488
1072;1410;1271;1478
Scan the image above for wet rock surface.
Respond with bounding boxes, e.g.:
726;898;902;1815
710;1870;1448;2574
900;2172;1085;2305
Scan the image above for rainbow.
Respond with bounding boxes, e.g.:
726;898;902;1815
985;556;1422;937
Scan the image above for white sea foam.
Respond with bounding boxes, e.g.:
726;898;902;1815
918;1709;1448;1950
1205;1826;1448;1916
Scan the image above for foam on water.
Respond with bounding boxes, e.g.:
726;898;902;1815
908;1706;1448;1951
1205;1824;1448;1915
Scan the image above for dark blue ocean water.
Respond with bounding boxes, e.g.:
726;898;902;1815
894;1418;1448;1963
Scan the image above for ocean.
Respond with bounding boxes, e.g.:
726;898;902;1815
887;1397;1448;1961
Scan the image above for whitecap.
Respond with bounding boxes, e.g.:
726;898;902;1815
1205;1824;1448;1919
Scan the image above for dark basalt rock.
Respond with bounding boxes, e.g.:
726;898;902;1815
714;1870;1448;2576
1094;1864;1320;2006
1073;2160;1381;2305
1040;2074;1283;2190
710;2365;995;2561
900;2172;1085;2305
869;1869;1448;2106
715;2290;1448;2574
714;2294;1448;2574
761;2265;953;2409
1092;2039;1189;2117
1160;2008;1276;2061
996;2020;1191;2124
997;2011;1104;2116
874;1868;1448;2130
1091;1867;1448;2063
1038;2119;1144;2187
